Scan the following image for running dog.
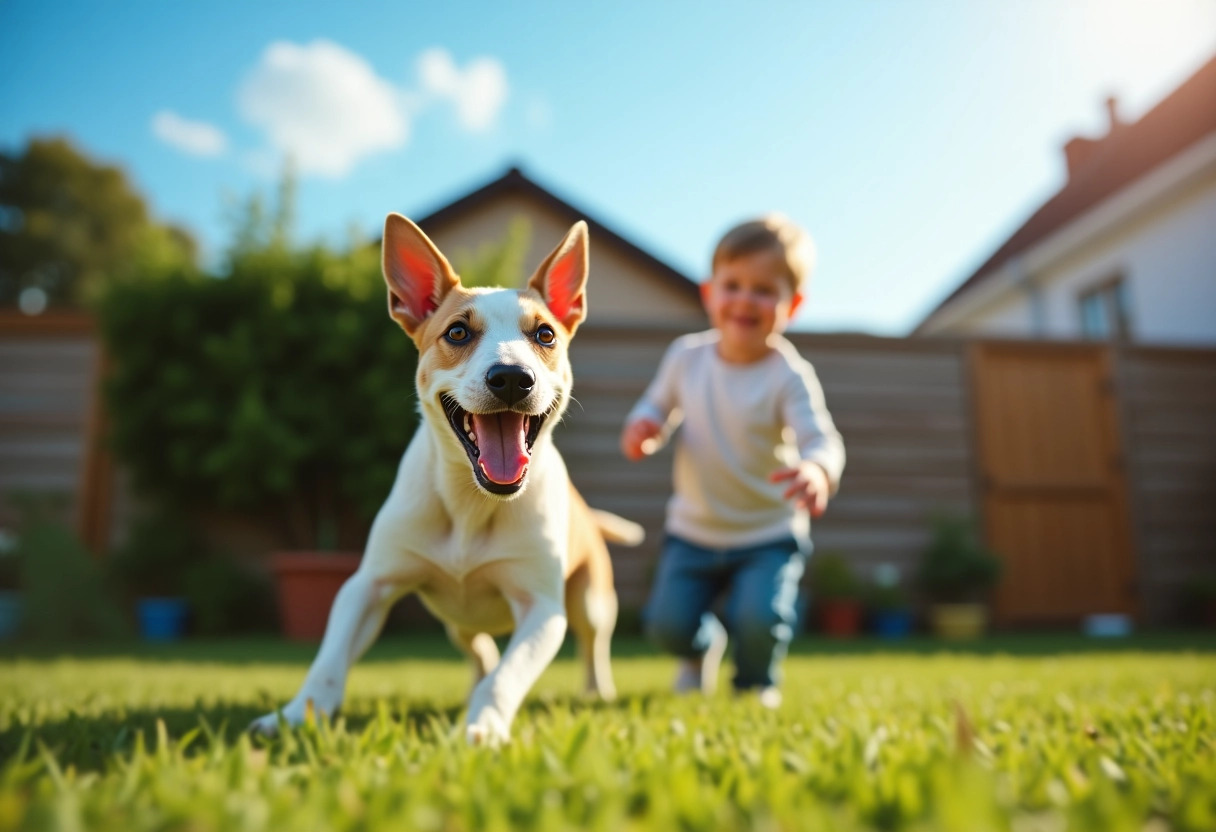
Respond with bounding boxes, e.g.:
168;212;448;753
251;215;641;745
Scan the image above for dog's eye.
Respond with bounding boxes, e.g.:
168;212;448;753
535;324;556;346
445;324;471;344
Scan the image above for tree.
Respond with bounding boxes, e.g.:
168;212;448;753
97;171;533;551
0;136;196;309
448;216;532;289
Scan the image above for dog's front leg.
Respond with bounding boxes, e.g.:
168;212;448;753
465;594;567;746
250;568;406;735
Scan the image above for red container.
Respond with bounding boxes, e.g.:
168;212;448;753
819;600;863;638
271;552;362;641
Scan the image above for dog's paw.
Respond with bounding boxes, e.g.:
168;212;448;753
247;698;324;737
465;709;510;747
248;711;284;737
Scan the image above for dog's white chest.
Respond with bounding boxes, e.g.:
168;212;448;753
415;568;515;635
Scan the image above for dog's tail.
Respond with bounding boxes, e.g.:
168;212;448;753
590;509;645;547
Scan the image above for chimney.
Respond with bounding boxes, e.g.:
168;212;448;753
1063;95;1122;180
1064;136;1101;179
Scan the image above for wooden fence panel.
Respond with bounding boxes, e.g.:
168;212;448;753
0;313;106;545
1119;347;1216;623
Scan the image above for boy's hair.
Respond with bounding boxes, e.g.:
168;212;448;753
711;213;815;294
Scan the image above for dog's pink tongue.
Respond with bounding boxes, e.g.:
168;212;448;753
473;412;529;484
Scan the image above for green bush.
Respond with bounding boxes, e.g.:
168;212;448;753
97;242;419;550
1177;574;1216;628
107;507;207;597
181;555;276;635
105;507;275;635
864;581;911;613
916;514;1002;603
809;551;861;601
11;497;128;641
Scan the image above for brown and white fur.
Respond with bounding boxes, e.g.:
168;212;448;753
250;215;640;746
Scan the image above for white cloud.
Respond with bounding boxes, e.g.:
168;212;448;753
238;40;409;178
151;110;228;157
417;48;508;131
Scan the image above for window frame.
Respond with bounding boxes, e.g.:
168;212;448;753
1077;275;1130;341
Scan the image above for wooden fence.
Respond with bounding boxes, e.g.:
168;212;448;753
0;313;108;544
1116;346;1216;623
2;313;1213;625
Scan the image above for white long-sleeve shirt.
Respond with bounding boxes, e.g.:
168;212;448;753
627;330;845;550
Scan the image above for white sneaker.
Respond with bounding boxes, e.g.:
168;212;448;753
673;627;729;695
701;626;728;694
757;686;783;709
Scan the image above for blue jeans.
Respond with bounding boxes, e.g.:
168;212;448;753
643;533;806;690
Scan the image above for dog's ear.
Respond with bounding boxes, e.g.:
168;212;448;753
527;221;589;335
382;213;460;336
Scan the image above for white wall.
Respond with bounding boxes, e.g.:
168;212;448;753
943;292;1035;337
926;164;1216;346
1038;175;1216;344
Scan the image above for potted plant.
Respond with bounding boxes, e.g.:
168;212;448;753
916;514;1002;639
809;552;863;637
865;563;914;639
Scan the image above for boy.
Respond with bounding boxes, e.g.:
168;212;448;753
620;214;845;706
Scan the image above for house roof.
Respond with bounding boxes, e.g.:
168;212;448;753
414;166;702;303
919;52;1216;327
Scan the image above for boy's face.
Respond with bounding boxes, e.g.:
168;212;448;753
702;249;802;361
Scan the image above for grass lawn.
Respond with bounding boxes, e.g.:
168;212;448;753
1;632;1214;831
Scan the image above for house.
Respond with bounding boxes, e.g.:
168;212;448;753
915;53;1216;345
414;166;706;326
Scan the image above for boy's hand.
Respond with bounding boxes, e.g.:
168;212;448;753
770;462;831;517
621;417;663;461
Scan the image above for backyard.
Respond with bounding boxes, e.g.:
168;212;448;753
2;633;1214;831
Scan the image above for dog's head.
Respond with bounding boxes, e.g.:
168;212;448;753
381;213;588;498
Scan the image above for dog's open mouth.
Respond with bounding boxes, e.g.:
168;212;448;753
441;395;552;495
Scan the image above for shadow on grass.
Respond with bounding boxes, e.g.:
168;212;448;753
0;689;664;774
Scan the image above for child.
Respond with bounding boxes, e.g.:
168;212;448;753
620;214;845;707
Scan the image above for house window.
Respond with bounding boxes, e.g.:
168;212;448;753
1078;278;1130;340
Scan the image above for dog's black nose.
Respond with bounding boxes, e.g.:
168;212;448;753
485;364;535;406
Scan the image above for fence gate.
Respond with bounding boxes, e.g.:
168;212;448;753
970;343;1137;625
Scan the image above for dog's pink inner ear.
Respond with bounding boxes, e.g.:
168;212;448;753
545;253;584;324
390;245;439;320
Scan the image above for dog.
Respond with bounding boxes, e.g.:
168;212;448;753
251;214;642;746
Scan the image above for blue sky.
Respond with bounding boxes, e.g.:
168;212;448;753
3;1;1214;334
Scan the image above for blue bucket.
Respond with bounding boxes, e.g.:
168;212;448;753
873;609;914;639
136;597;189;641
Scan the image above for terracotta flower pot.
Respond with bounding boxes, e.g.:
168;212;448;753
930;602;987;640
271;552;362;641
819;599;863;638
